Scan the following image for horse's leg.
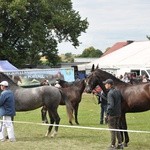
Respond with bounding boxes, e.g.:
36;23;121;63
45;110;54;137
69;107;74;125
41;106;48;124
74;103;79;125
120;116;124;143
121;114;129;147
50;108;61;138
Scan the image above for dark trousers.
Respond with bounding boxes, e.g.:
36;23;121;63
100;104;107;123
108;116;122;146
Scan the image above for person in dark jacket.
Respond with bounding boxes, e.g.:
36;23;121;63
103;79;123;150
0;81;16;142
97;90;108;124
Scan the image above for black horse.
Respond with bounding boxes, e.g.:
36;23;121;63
41;79;86;125
0;72;73;137
85;66;150;147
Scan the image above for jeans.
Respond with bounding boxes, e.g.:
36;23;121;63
0;116;15;140
100;104;107;124
108;116;122;146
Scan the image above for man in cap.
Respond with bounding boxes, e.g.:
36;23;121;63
103;79;123;149
0;81;16;142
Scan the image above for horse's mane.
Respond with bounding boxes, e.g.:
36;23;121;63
61;79;85;97
73;79;85;88
59;79;75;87
59;79;85;90
58;79;69;84
96;69;127;85
0;72;19;87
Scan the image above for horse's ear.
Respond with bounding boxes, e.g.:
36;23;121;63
96;64;99;69
91;64;95;72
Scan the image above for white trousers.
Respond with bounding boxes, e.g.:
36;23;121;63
0;116;15;140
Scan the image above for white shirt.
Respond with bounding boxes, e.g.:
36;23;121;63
55;83;61;88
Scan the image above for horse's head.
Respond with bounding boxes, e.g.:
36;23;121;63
0;72;18;88
0;72;9;82
85;68;108;94
84;64;99;93
85;72;100;93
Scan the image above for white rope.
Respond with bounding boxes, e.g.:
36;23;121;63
8;120;150;134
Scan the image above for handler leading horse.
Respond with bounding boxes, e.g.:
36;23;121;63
85;65;150;146
0;72;73;137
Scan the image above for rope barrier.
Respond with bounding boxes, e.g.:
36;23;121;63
9;120;150;134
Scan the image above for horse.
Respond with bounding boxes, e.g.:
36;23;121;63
41;79;86;125
9;75;22;85
0;72;73;137
84;65;150;147
58;79;75;87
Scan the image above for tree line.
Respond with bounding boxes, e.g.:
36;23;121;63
0;0;88;68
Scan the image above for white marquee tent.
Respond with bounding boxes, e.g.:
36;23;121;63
78;41;150;71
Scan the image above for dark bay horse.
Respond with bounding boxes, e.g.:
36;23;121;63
0;72;73;137
85;67;150;146
60;79;86;125
58;79;75;87
41;79;86;125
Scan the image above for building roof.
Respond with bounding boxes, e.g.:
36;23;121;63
102;41;133;57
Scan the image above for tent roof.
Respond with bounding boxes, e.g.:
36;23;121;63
0;60;18;71
78;41;150;70
102;41;129;57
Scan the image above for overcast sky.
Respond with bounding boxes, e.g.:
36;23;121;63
58;0;150;54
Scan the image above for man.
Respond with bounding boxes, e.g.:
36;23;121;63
0;81;16;142
103;79;123;150
97;90;108;124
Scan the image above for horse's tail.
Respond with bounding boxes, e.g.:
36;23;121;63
59;89;74;123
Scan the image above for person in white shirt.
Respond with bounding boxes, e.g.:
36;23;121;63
0;81;16;142
55;81;61;88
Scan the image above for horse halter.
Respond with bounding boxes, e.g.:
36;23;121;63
85;73;97;93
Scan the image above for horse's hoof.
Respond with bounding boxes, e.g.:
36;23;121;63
45;131;49;137
42;120;49;124
124;143;128;147
51;131;57;138
50;135;54;138
69;122;73;125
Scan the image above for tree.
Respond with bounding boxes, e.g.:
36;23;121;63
0;0;88;67
64;53;74;62
78;46;103;58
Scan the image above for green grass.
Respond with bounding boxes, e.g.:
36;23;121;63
1;93;150;150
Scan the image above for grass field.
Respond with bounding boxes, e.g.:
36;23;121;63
1;93;150;150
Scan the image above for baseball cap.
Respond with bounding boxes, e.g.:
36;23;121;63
0;81;9;86
103;79;114;85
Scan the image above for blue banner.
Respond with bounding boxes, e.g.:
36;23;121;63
4;68;75;86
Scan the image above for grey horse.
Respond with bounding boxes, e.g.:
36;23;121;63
0;72;73;137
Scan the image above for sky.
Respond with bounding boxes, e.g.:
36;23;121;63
58;0;150;55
